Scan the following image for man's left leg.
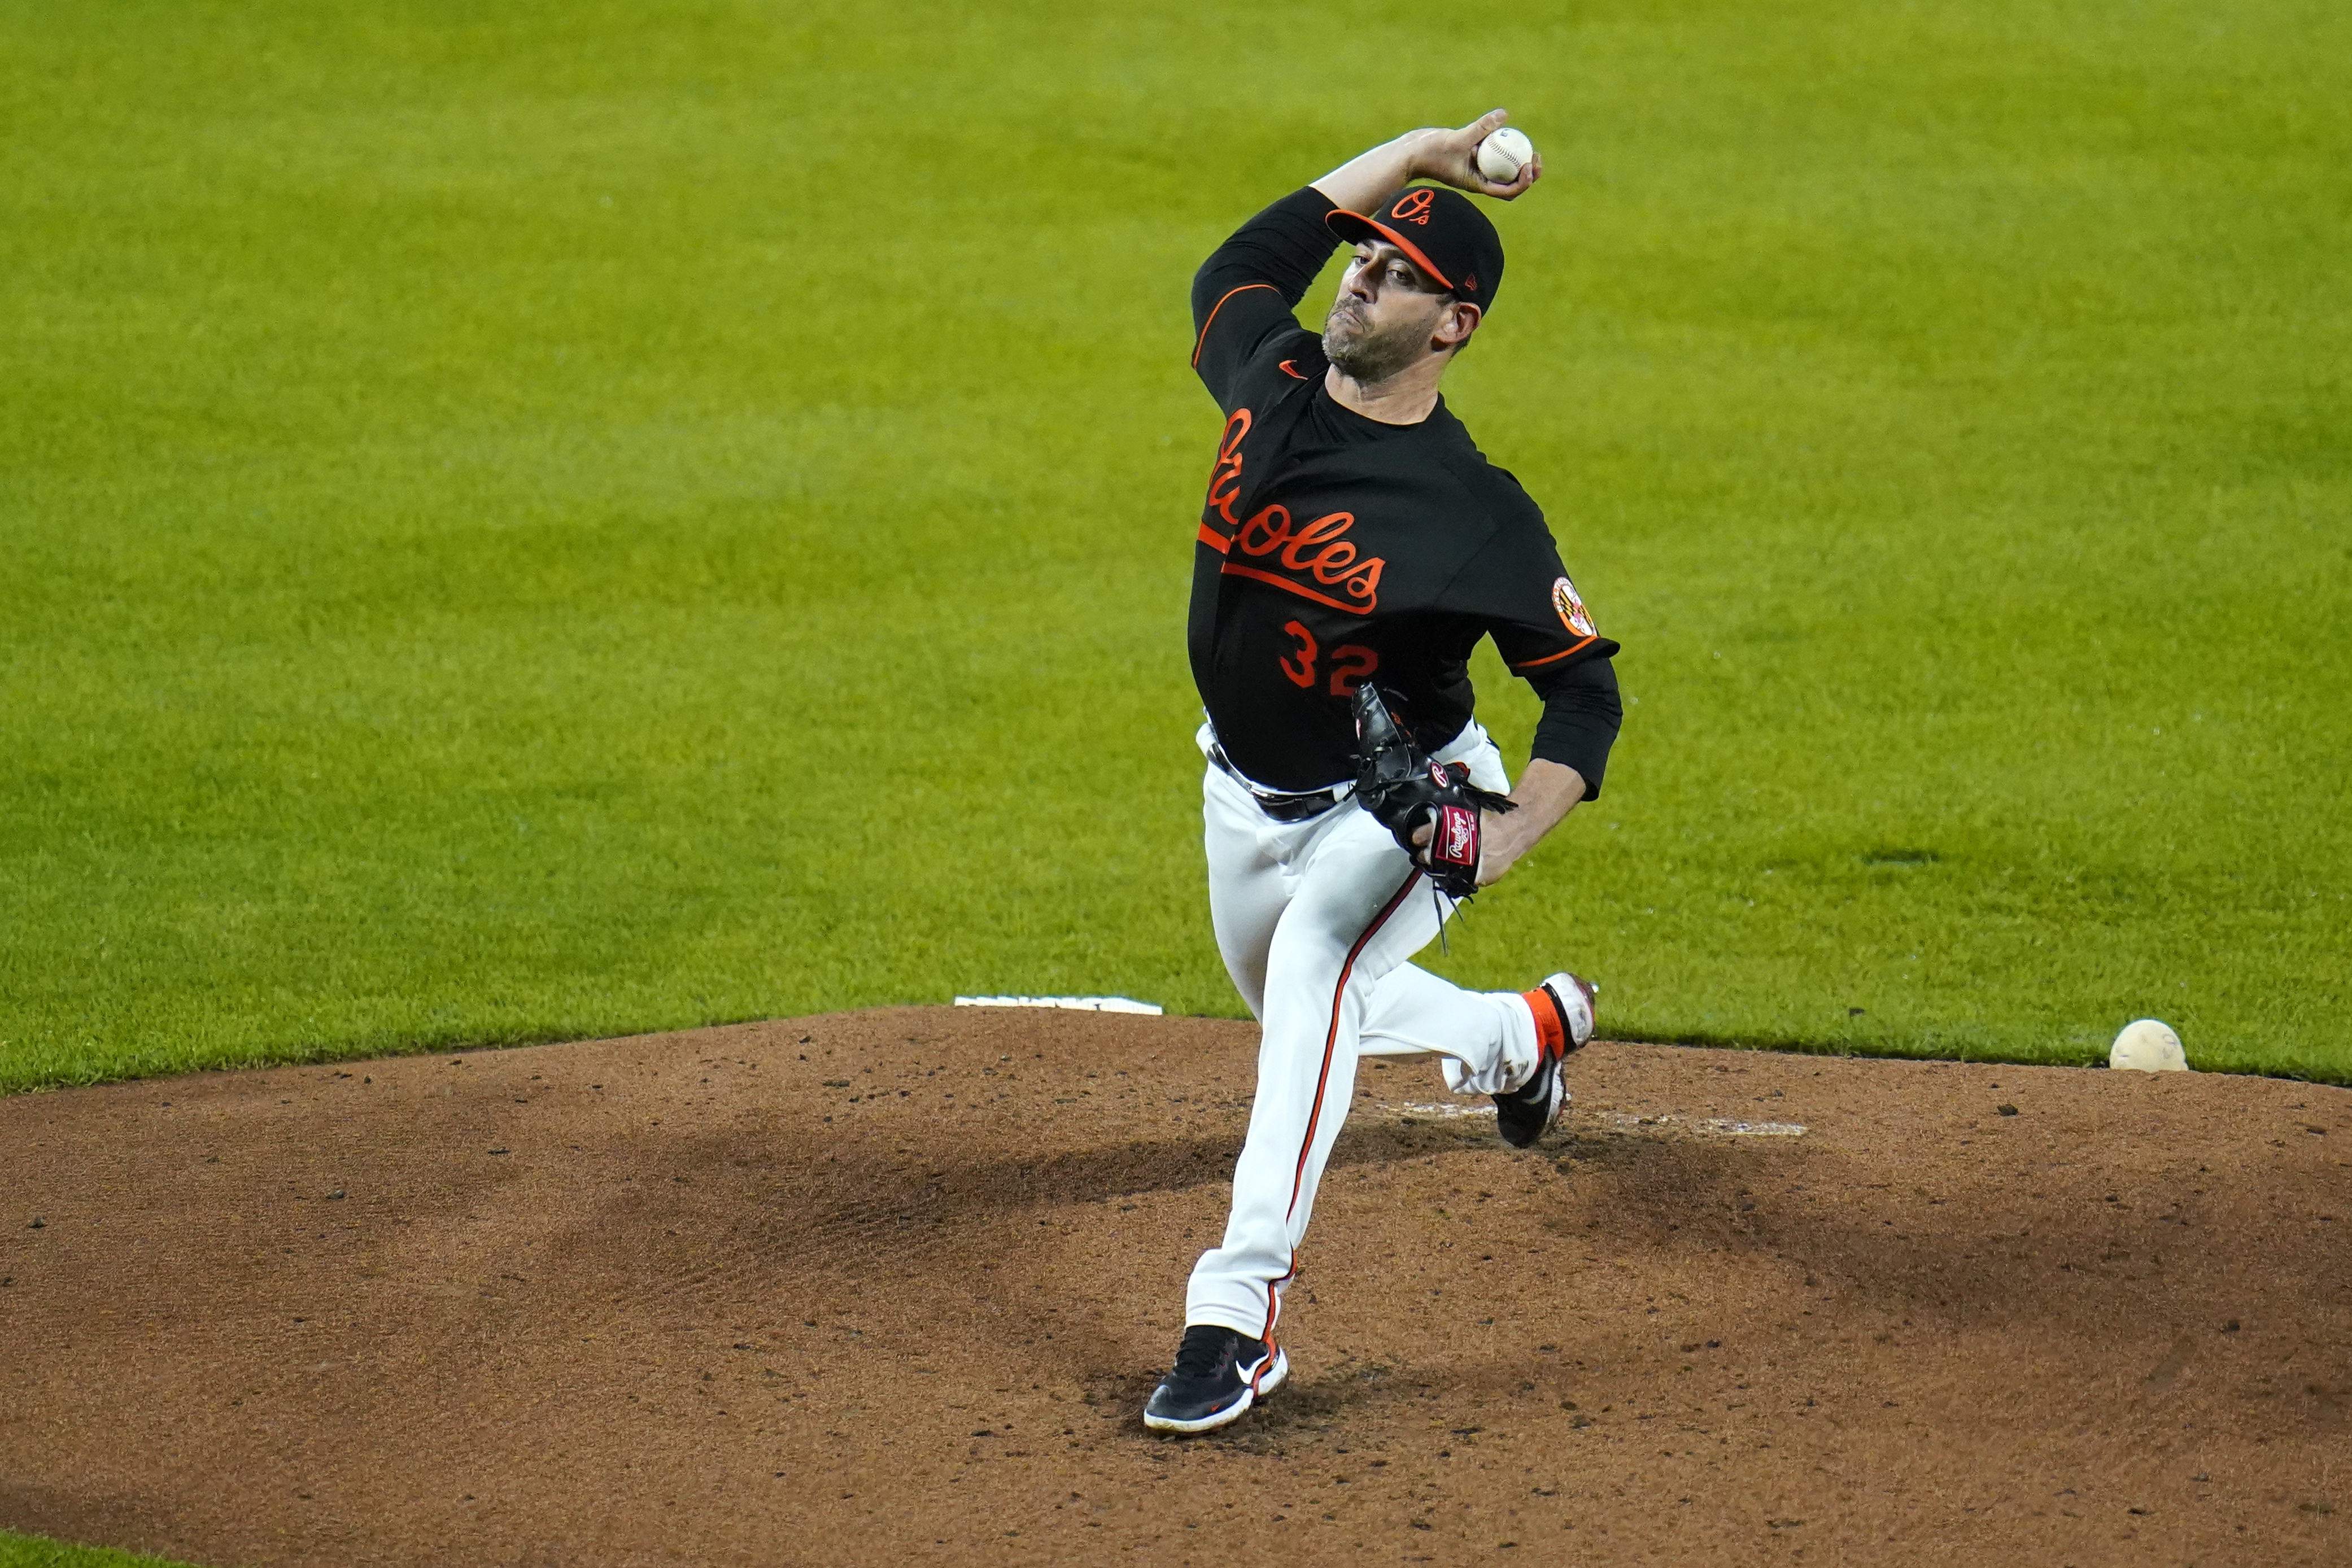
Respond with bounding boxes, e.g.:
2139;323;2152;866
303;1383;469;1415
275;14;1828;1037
1181;805;1442;1343
1144;806;1441;1433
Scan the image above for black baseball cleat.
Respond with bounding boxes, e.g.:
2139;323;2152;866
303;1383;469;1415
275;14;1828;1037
1495;972;1596;1148
1141;1324;1289;1434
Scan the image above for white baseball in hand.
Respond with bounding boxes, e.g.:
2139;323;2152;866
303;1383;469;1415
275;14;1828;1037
1475;126;1534;182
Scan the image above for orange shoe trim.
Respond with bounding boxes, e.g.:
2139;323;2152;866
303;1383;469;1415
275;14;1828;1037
1521;985;1568;1063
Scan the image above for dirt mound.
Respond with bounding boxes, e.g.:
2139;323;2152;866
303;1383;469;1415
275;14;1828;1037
2;1008;2347;1566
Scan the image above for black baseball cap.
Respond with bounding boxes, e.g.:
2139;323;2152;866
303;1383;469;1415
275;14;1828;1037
1326;186;1505;314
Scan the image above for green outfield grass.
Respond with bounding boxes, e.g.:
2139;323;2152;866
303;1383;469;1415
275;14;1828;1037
3;0;2347;1100
0;1532;191;1568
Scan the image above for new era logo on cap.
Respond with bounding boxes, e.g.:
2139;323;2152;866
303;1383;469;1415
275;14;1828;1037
1327;186;1506;313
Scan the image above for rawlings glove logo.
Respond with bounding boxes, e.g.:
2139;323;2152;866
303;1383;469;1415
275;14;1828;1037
1435;803;1478;868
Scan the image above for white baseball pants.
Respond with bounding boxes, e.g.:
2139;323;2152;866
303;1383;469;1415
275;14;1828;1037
1185;722;1543;1343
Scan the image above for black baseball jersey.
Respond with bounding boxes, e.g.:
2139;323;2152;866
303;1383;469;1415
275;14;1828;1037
1187;187;1621;794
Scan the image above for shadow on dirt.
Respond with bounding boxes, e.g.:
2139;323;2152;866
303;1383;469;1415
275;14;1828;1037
530;1085;2346;1370
622;1113;1498;1243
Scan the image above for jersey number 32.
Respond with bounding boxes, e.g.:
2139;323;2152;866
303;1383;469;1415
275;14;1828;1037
1280;621;1378;696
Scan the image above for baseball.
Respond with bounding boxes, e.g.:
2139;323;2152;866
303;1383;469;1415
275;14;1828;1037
2109;1017;2190;1072
1476;126;1534;182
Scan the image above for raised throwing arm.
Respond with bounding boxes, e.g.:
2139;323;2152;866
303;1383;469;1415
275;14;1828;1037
1310;108;1542;215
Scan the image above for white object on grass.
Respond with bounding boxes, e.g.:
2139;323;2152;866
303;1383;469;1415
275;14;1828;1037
1476;126;1535;182
2110;1018;2189;1072
954;995;1163;1015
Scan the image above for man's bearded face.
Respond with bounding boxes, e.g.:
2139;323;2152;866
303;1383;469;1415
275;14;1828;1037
1322;244;1451;384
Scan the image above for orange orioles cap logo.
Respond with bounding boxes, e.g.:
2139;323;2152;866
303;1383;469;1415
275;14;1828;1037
1390;189;1434;225
1552;575;1598;638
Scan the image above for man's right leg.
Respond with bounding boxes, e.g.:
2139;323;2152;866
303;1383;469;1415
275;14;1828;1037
1357;962;1542;1095
1345;723;1563;1096
1360;962;1598;1147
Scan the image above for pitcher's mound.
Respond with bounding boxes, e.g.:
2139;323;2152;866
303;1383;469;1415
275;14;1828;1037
2;1008;2347;1566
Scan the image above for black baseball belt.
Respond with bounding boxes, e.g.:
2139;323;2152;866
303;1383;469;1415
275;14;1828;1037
1208;743;1352;823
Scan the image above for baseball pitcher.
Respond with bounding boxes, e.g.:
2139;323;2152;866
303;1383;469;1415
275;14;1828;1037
1144;111;1624;1433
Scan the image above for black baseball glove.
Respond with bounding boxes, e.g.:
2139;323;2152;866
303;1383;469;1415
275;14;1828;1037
1351;684;1516;898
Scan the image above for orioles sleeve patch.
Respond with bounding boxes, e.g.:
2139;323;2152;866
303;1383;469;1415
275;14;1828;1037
1552;576;1598;638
